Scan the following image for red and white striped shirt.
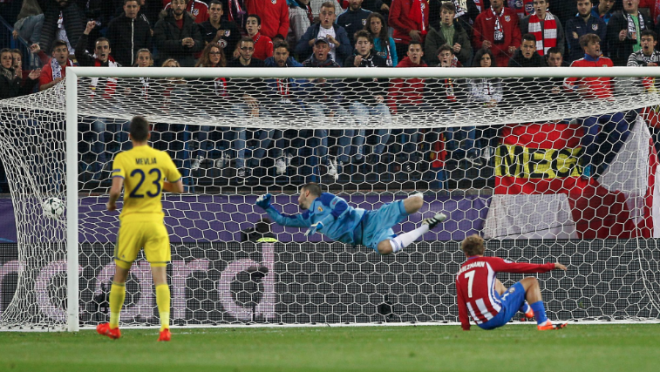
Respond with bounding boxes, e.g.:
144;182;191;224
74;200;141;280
455;256;555;330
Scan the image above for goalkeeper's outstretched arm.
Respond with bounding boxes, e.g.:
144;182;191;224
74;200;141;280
255;194;311;228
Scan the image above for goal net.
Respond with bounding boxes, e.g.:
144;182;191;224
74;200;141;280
0;67;659;331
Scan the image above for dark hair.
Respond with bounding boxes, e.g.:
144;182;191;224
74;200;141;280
123;0;138;4
436;44;453;56
546;46;562;56
354;30;373;44
195;43;226;67
273;40;290;52
0;48;12;62
579;33;600;48
473;48;497;67
522;33;536;43
462;234;485;256
364;13;389;52
302;182;322;197
642;29;658;41
208;0;223;7
239;36;255;46
408;40;423;50
440;2;456;13
247;13;261;25
51;39;68;52
129;116;150;142
95;37;110;47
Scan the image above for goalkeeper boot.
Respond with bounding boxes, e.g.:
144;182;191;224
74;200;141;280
537;320;568;331
422;213;447;230
96;323;121;339
158;328;172;342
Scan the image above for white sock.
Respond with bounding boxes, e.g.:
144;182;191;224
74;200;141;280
389;224;430;253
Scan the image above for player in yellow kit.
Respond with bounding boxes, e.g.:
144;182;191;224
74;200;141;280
96;116;184;342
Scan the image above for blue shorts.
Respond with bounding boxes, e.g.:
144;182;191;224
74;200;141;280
478;282;526;330
361;200;409;251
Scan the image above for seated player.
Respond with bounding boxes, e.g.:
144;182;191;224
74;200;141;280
456;234;568;331
255;183;446;255
96;116;184;342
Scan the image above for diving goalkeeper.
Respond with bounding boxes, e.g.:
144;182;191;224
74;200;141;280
255;183;446;254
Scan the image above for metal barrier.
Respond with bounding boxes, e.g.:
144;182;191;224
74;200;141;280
0;15;41;70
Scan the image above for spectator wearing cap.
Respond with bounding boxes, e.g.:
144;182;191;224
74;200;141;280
300;37;355;179
295;1;352;66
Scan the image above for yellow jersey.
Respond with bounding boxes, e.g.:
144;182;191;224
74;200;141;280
110;145;181;221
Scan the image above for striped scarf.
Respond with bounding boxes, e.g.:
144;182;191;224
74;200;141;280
90;56;118;99
51;58;73;80
528;12;557;56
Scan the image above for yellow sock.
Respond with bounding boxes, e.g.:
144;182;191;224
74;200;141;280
109;282;126;329
156;284;170;331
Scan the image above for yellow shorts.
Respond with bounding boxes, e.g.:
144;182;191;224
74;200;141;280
114;219;171;269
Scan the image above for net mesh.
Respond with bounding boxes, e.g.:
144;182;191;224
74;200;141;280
1;71;660;330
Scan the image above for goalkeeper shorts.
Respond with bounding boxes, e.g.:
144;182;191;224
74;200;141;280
361;200;408;250
114;219;171;268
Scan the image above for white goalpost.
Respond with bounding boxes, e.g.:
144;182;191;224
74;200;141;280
0;66;660;331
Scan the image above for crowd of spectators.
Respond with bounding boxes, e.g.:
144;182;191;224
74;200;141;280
1;0;660;186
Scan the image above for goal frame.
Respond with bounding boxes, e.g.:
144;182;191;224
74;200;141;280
63;66;660;332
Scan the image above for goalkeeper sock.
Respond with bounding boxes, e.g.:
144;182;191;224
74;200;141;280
156;284;171;331
390;225;430;253
530;301;549;325
109;282;126;329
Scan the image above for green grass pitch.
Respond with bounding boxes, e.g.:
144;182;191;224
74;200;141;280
1;324;658;372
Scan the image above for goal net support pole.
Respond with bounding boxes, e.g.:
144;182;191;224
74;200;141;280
65;70;79;332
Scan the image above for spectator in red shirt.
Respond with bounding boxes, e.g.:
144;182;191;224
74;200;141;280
39;39;73;91
246;0;289;39
389;0;430;63
473;0;521;68
244;14;274;60
564;34;629;179
455;234;567;331
388;41;427;179
164;0;209;23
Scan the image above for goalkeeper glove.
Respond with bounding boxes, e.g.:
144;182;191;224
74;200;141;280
255;193;272;210
305;221;324;236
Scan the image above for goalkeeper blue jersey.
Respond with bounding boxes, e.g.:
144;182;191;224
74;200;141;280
264;193;367;245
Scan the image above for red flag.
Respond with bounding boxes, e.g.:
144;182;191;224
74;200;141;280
495;122;640;239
